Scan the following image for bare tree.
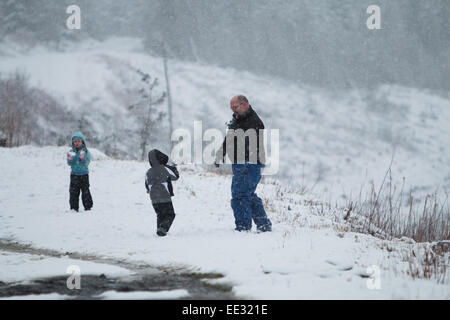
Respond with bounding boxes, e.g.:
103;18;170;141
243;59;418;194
0;71;70;148
129;69;166;160
0;72;33;147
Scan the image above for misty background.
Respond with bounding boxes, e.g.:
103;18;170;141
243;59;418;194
1;2;449;289
1;0;449;91
0;0;449;205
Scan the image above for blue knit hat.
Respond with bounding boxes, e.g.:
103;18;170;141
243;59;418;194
71;131;87;149
72;131;85;142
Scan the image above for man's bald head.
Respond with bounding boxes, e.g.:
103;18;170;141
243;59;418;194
230;95;250;116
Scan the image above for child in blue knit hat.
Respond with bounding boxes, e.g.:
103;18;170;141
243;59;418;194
67;131;93;212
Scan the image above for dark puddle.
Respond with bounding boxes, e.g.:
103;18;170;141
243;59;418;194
0;240;236;300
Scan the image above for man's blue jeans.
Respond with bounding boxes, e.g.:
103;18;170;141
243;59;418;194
231;163;272;231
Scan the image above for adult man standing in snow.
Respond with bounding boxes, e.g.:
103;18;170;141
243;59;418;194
215;95;272;232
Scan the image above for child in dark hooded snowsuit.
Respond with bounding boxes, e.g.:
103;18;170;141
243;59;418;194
145;149;179;236
67;131;93;212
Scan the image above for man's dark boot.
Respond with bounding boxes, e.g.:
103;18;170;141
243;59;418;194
257;224;272;233
157;226;168;236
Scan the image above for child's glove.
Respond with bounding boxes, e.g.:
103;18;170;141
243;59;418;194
167;161;177;167
79;150;86;161
67;151;75;161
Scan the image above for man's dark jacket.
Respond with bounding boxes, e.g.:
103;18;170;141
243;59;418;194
216;106;266;165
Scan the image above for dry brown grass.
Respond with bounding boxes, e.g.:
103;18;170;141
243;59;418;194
406;244;448;284
344;168;449;243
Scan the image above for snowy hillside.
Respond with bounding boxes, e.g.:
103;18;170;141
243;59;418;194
0;146;448;299
1;37;450;203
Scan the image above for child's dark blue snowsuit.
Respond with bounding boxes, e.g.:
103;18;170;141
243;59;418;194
145;149;179;236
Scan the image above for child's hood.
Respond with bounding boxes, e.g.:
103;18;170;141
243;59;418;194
148;149;168;167
72;131;87;148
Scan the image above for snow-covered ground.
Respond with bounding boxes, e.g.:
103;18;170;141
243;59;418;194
94;289;189;300
0;37;449;204
0;250;130;283
0;146;448;299
0;249;189;300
